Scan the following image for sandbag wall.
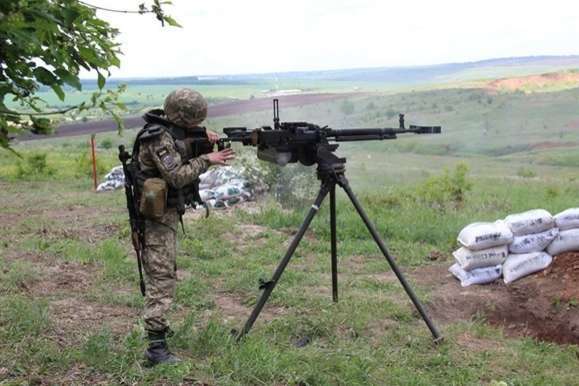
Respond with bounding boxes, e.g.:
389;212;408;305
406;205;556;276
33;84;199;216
97;165;265;209
450;208;579;286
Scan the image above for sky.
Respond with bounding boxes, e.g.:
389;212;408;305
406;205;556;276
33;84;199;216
88;0;579;78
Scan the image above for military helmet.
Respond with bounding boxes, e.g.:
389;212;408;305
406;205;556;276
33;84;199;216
163;88;208;127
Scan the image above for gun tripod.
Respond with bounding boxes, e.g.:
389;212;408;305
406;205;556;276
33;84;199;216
237;147;442;343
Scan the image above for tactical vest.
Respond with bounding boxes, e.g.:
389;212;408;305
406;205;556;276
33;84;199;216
130;114;210;216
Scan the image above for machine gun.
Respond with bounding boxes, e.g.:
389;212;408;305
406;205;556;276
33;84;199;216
220;99;440;167
225;99;444;344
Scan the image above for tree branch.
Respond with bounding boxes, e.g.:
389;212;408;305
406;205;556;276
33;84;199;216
0;106;79;117
78;1;151;14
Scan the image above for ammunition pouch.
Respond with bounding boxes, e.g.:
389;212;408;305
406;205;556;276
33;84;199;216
140;178;168;220
135;168;202;217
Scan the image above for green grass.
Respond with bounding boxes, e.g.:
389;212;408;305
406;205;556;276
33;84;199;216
2;85;579;384
2;169;579;384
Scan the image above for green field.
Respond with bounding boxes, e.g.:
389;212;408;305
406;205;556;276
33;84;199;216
2;75;579;384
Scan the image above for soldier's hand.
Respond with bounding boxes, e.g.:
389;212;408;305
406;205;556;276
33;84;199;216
206;130;220;144
206;148;235;165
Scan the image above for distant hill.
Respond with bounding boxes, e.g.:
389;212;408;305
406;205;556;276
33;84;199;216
95;55;579;88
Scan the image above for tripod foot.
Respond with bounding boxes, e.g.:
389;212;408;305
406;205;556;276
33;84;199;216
433;336;445;345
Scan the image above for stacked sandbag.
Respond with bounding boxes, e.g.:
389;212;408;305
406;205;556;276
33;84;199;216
449;221;512;286
503;252;552;284
547;208;579;255
96;166;125;192
198;166;266;209
502;209;556;284
97;164;265;209
450;208;579;286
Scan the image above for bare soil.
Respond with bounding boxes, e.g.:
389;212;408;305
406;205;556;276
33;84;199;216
424;252;579;345
213;292;286;323
486;70;579;91
49;297;134;345
530;141;578;150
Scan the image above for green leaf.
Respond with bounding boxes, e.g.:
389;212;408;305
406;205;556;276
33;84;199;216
54;69;82;91
50;84;65;101
32;67;58;86
116;101;127;111
90;92;98;106
30;117;53;135
111;111;125;133
79;47;106;68
97;72;106;89
163;16;182;28
110;55;121;68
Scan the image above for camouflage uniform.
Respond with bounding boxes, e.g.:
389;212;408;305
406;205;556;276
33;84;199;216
138;133;210;332
137;89;210;334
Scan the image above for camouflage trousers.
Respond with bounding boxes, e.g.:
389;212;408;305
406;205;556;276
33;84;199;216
142;208;179;333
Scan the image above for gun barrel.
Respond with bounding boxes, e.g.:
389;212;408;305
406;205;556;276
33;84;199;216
327;125;440;142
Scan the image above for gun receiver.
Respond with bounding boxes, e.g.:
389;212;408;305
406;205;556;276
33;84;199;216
221;99;441;166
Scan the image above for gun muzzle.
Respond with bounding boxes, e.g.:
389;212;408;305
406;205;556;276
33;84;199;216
410;125;442;134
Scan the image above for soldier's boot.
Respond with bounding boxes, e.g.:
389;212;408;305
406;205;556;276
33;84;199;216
145;330;181;366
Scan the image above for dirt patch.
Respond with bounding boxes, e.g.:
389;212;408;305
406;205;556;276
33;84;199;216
223;223;281;252
39;223;120;244
530;141;578;150
0;213;25;229
566;119;579;130
486;70;579;92
31;259;96;295
455;331;504;353
223;224;270;243
49;297;135;346
213;292;285;323
425;252;579;345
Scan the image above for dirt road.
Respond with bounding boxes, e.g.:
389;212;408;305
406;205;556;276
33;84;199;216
21;92;364;141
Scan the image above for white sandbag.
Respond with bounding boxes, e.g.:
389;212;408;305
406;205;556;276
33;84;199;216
449;263;502;287
546;228;579;255
509;228;559;254
554;208;579;231
453;245;508;271
504;209;554;236
503;252;552;284
457;221;513;250
96;166;125;192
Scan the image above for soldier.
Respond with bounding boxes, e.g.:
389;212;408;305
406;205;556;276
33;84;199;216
133;88;235;365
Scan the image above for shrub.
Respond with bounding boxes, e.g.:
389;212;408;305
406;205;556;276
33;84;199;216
75;151;109;177
340;100;355;115
386;108;397;119
416;162;472;209
99;138;113;149
517;167;537;178
16;153;55;179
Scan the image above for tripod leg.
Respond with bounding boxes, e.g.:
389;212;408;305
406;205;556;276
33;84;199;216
330;185;338;302
237;184;331;340
338;177;442;342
